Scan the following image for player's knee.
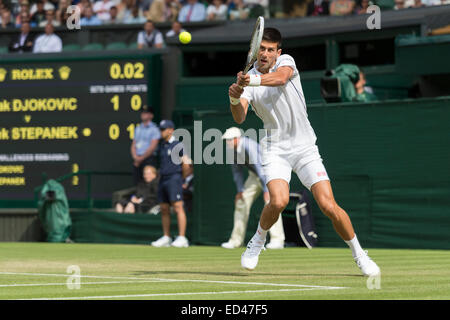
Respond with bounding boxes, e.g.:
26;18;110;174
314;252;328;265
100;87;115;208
319;200;339;221
269;195;289;212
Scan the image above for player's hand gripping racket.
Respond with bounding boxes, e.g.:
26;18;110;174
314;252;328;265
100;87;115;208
238;16;264;88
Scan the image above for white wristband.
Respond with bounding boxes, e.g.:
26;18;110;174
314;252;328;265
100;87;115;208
229;96;240;105
248;74;261;86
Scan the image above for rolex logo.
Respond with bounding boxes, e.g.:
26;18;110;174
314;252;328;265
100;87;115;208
0;68;7;82
59;66;71;80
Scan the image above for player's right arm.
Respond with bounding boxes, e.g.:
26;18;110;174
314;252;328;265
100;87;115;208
228;83;249;124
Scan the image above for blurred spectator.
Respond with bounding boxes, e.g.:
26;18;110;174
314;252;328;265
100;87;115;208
130;105;161;184
15;1;37;27
329;0;355;15
165;20;185;37
243;0;269;18
137;20;164;49
147;0;181;22
30;0;54;15
116;0;128;16
33;22;62;53
178;0;206;22
9;21;34;52
39;10;61;27
58;7;71;26
108;5;121;23
1;9;14;28
80;5;102;25
93;0;114;22
12;0;28;17
421;0;441;5
307;0;330;16
39;9;61;27
16;10;36;27
354;0;369;14
117;0;139;21
354;70;378;102
140;0;154;13
228;0;250;20
285;0;308;17
30;0;47;26
394;0;406;8
76;0;91;16
56;0;70;26
206;0;227;20
123;5;146;23
411;0;426;6
58;0;71;9
115;165;159;214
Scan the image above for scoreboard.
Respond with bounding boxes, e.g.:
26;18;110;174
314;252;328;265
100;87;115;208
0;53;162;205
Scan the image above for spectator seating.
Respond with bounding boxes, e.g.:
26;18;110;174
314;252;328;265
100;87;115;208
82;43;104;51
105;41;128;50
51;42;140;52
63;44;82;51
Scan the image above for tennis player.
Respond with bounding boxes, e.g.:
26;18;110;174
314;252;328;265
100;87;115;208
228;28;380;276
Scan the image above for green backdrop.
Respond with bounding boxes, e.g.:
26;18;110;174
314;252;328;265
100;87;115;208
191;97;450;249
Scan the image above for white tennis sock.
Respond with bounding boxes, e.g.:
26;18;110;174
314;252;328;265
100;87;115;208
254;223;268;243
345;234;365;258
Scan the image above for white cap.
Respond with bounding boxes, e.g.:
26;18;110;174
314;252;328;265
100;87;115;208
222;127;242;140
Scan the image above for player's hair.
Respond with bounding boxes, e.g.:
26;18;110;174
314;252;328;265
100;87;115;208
262;28;282;49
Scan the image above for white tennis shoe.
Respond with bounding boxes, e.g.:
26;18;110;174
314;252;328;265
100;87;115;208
354;250;381;277
241;237;266;270
171;236;189;248
151;235;172;247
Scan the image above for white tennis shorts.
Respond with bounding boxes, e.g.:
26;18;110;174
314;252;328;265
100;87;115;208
261;145;330;190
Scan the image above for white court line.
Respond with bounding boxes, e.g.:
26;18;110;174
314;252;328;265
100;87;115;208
0;272;347;290
0;272;146;280
21;287;345;300
0;280;167;287
150;278;346;289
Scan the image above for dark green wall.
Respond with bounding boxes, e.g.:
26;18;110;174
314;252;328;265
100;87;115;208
175;66;415;112
70;210;191;244
396;35;450;75
191;97;450;249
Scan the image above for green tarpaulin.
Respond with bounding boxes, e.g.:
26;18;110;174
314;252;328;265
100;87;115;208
38;179;72;242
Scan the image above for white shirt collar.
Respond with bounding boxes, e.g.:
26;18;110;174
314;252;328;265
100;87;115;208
168;136;175;143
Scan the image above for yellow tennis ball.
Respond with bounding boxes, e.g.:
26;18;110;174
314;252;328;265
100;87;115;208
179;31;191;44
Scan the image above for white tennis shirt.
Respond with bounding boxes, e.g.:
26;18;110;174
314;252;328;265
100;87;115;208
241;54;317;152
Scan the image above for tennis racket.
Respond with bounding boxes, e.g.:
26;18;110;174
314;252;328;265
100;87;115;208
243;16;264;75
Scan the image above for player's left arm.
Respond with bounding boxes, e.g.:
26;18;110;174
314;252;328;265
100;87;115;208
238;66;294;87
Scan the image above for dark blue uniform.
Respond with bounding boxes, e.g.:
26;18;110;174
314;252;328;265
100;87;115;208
158;136;184;204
